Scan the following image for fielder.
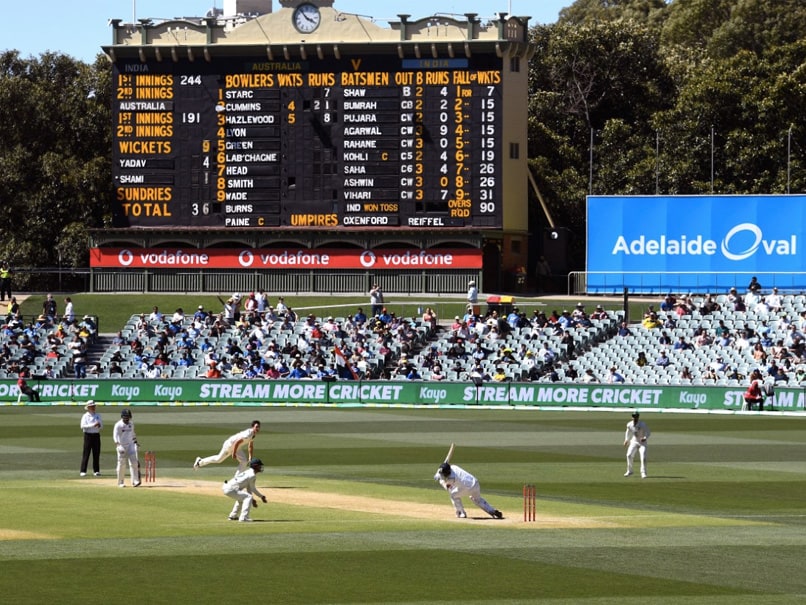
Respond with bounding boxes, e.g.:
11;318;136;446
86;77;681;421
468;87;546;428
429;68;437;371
624;411;651;478
223;458;267;522
113;408;141;487
194;420;261;472
434;462;503;519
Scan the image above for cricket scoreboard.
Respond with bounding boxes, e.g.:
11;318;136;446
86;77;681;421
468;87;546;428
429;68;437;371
112;54;504;229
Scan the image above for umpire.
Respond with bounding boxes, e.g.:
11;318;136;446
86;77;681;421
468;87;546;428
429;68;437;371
79;400;103;476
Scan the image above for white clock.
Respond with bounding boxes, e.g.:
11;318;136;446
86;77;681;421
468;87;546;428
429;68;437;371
293;3;321;34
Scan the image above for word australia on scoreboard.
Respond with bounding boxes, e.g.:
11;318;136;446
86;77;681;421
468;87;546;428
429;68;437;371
112;54;503;229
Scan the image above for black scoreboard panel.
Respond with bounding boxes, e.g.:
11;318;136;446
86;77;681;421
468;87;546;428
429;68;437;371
112;54;503;229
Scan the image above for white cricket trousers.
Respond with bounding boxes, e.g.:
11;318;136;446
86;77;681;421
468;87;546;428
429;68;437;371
116;444;140;485
448;484;495;516
198;438;248;470
223;483;253;521
626;442;648;476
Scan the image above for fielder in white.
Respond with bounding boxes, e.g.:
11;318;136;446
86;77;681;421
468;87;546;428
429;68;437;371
113;408;141;487
194;420;261;472
624;411;651;478
222;458;267;522
434;462;503;519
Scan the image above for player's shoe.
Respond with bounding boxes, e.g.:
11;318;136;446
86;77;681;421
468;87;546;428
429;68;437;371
228;515;238;521
456;511;467;518
624;471;633;477
133;481;141;487
193;457;202;469
79;472;86;477
93;472;101;476
118;483;125;488
238;518;253;522
490;510;503;519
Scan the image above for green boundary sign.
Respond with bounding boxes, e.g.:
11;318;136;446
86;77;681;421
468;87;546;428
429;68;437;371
2;379;804;411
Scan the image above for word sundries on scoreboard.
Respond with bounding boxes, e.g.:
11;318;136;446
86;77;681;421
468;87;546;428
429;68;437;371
112;55;503;229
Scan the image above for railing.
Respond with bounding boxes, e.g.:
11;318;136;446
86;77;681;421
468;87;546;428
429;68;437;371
568;271;806;296
89;270;479;295
4;268;480;295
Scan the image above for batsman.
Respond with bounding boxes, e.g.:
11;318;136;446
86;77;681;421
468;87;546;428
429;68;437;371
433;443;503;519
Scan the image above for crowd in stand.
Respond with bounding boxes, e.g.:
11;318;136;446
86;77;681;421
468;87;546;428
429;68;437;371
1;294;98;397
7;278;806;394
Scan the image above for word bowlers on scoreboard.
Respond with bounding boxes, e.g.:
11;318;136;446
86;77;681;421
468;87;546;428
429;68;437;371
112;55;503;230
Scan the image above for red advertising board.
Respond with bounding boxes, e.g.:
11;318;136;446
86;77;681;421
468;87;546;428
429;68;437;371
89;248;482;270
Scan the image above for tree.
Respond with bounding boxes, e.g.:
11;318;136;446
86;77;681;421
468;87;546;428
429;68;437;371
0;52;111;285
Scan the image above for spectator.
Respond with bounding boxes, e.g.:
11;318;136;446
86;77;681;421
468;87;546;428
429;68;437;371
69;336;87;379
43;294;58;320
699;294;721;315
369;284;384;317
17;371;40;402
148;305;163;324
655;351;670;367
617;322;633;337
63;297;75;324
766;287;782;312
581;368;597;383
492;367;508;382
0;261;12;302
747;276;762;294
660;294;675;312
205;361;222;379
680;366;693;380
641;312;662;329
635;351;648;367
742;369;764;410
608;366;625;383
466;280;478;306
673;336;691;351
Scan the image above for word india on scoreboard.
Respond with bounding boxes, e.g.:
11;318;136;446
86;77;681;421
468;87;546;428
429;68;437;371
112;54;503;230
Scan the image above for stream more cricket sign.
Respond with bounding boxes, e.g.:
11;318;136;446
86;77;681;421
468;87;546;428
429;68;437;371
2;379;804;411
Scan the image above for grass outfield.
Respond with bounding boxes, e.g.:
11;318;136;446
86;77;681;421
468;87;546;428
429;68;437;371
1;406;804;604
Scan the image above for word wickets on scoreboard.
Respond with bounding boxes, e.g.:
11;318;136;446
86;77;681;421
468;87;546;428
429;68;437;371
112;55;503;229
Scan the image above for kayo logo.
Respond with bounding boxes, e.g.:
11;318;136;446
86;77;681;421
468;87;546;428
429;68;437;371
612;222;797;261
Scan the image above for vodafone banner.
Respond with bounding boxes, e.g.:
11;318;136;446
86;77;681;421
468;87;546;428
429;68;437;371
90;248;482;270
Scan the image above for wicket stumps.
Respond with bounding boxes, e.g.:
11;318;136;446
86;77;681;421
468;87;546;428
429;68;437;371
143;451;156;482
523;484;536;522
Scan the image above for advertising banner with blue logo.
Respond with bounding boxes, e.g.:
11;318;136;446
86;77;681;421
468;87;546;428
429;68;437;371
586;195;805;293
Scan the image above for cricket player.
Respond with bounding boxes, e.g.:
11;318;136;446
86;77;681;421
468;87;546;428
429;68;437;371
223;458;267;522
113;408;141;487
194;420;261;472
624;411;651;478
434;462;503;519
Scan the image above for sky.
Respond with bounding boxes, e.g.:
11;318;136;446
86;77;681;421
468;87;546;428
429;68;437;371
1;1;570;63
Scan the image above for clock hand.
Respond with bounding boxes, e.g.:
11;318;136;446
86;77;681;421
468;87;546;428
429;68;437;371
302;13;316;23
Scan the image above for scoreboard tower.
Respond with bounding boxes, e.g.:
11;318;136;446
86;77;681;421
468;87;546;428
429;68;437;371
97;0;534;293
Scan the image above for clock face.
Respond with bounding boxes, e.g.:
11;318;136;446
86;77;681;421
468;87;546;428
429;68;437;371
293;3;321;33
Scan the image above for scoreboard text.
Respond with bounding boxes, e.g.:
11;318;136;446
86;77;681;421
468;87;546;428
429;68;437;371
112;55;503;229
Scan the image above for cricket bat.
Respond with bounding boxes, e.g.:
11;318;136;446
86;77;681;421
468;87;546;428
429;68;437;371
444;443;455;464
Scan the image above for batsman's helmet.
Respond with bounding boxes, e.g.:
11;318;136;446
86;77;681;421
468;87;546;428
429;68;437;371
438;462;452;477
249;458;264;471
121;408;132;418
